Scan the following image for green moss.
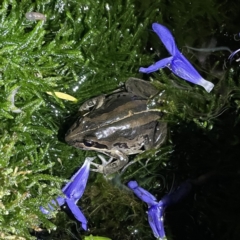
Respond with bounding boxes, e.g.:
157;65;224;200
0;0;162;238
1;0;240;239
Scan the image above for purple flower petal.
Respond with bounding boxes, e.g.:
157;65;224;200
40;157;94;230
62;157;92;202
170;54;214;92
152;23;176;55
148;204;165;238
56;196;65;206
66;198;88;230
40;206;50;214
139;23;214;92
139;57;173;74
128;181;157;207
40;200;60;214
128;180;194;239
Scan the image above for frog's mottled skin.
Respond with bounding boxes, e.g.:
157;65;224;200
65;78;167;174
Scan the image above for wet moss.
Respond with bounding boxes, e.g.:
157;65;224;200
1;0;240;239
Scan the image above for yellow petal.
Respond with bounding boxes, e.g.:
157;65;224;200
46;91;77;102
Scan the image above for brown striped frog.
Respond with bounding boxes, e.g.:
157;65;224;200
65;78;167;174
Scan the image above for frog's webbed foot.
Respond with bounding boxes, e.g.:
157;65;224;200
90;155;114;173
90;155;128;175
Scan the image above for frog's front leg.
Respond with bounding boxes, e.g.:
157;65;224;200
90;155;128;175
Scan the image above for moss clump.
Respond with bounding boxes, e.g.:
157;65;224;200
1;0;240;239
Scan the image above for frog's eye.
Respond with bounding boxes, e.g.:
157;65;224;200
83;139;94;147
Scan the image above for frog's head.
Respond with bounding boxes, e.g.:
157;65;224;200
65;116;85;148
65;117;108;152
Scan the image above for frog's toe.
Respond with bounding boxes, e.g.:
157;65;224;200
121;160;136;173
90;155;114;174
97;154;114;165
90;162;104;173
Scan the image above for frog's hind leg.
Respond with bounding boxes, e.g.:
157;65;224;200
153;121;167;148
125;77;159;99
144;121;167;150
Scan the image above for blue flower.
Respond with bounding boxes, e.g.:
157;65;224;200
40;157;95;230
128;180;192;239
139;23;214;93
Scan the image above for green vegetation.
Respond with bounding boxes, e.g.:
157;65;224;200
0;0;240;239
